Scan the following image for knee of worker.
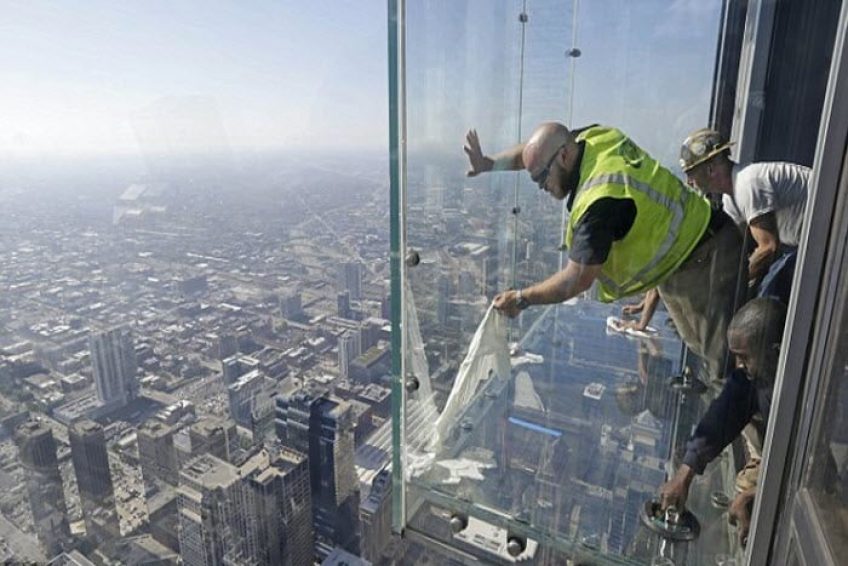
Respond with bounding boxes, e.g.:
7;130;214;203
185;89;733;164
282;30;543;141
741;422;764;459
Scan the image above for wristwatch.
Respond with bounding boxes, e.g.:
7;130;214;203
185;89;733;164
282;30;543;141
515;289;531;311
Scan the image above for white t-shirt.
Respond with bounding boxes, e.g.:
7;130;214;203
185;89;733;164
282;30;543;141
723;162;811;246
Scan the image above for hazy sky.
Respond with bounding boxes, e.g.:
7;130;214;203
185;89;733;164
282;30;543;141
0;0;388;157
404;0;721;170
0;0;719;166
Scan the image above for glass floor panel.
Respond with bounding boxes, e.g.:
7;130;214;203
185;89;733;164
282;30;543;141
404;300;740;565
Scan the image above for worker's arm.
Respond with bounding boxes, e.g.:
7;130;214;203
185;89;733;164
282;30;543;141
618;288;660;331
464;129;525;176
659;463;696;510
748;212;780;281
661;371;757;511
493;260;601;317
729;486;757;547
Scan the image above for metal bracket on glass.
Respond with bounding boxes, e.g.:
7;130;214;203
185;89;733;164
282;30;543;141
449;513;468;534
506;532;527;557
668;367;708;394
405;374;419;393
639;501;701;541
405;249;420;267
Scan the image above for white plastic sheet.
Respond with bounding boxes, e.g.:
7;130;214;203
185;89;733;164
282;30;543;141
405;278;511;477
430;304;510;450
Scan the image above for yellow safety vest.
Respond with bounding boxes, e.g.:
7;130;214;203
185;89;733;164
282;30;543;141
564;126;711;302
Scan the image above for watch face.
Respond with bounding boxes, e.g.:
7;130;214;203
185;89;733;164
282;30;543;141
517;296;530;310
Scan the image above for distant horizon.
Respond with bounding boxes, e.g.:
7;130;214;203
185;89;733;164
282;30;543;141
1;1;389;157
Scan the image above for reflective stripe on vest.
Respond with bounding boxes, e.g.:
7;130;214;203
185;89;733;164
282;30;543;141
578;172;690;295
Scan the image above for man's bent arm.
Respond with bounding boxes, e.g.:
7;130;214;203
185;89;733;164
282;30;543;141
748;213;780;280
523;260;601;305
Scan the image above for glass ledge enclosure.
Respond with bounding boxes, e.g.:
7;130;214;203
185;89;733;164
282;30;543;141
390;0;741;564
403;303;739;565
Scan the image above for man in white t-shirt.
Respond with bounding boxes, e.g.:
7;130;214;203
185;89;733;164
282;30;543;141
618;129;808;333
680;128;810;281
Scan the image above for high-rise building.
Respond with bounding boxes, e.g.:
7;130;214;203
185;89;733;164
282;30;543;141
281;292;304;320
137;418;181;551
69;419;119;542
360;318;386;352
217;333;239;361
337;262;363;302
338;330;362;379
360;468;392;564
189;416;238;463
337;291;351;319
177;454;246;566
137;419;179;493
240;447;314;566
227;369;272;429
379;294;391;321
221;353;260;386
178;448;314;566
89;327;138;407
276;386;360;559
14;420;70;556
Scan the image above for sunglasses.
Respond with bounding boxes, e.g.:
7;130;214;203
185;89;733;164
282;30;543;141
533;143;568;189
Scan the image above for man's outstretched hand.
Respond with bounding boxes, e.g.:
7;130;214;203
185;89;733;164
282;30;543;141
464;129;494;177
493;290;521;318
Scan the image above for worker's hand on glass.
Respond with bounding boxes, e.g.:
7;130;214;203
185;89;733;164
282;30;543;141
464;129;494;177
659;464;695;511
493;290;522;318
729;487;756;547
613;318;648;332
621;298;646;317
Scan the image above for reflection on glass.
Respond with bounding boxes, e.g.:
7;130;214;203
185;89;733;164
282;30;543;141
396;0;741;563
802;270;848;560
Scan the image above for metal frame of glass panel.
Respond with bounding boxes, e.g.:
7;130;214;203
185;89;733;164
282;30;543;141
730;0;778;164
388;0;408;534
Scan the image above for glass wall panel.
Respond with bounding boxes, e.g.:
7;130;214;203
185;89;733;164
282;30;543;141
794;213;848;561
393;1;749;564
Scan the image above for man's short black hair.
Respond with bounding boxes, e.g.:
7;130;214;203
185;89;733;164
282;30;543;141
728;297;787;352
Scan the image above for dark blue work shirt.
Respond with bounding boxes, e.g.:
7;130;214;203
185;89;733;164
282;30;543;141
682;369;773;474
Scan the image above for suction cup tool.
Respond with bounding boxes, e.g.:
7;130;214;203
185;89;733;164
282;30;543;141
668;368;708;394
639;501;701;542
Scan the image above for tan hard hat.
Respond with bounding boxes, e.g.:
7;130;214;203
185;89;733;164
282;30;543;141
679;128;735;172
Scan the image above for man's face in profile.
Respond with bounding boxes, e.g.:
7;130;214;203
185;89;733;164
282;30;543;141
728;330;779;385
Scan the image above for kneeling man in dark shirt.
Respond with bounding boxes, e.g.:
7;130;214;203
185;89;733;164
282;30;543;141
659;296;787;545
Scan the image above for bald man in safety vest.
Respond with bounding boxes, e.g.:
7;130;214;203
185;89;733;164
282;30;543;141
464;123;746;382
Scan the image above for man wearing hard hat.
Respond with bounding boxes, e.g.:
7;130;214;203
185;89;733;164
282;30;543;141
680;128;810;282
622;129;810;333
